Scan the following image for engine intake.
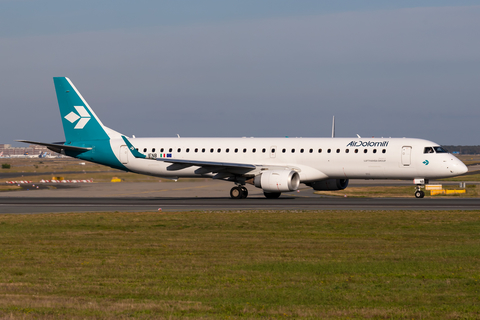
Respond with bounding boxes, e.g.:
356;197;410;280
306;179;349;191
254;170;300;193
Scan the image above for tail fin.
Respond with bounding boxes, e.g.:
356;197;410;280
54;77;122;143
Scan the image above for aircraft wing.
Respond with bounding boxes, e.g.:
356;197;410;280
156;157;256;174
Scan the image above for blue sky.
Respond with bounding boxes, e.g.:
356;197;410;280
1;1;480;145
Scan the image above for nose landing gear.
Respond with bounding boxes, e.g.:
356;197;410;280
414;189;425;198
414;178;428;198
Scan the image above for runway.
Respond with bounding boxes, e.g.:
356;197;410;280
1;180;479;213
1;197;480;213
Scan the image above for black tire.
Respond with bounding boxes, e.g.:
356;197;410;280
241;187;248;199
415;190;425;198
264;192;281;199
230;186;243;199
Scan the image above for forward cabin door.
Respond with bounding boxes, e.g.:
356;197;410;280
120;145;129;164
401;146;412;166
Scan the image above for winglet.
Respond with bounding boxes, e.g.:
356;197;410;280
121;136;146;159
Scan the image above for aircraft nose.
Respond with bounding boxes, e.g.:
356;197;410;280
458;160;468;175
452;158;468;175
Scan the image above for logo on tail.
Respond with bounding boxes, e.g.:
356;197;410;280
64;106;91;129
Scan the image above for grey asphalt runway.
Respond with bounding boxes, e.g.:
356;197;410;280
1;180;479;213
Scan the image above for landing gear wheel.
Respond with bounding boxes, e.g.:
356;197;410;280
241;187;248;199
230;186;243;199
264;192;281;199
415;190;425;198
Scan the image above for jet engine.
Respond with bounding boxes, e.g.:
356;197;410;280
253;170;300;192
306;178;349;191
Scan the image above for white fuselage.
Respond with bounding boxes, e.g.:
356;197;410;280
108;137;467;182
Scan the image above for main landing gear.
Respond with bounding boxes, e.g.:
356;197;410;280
230;185;249;199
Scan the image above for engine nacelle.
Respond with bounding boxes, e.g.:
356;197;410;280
306;178;349;191
254;170;300;193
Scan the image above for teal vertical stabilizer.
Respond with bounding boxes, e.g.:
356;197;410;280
53;77;127;170
54;77;112;143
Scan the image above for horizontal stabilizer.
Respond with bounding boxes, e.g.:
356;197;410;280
16;140;92;154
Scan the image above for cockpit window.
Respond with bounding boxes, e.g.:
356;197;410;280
434;146;448;153
424;147;435;154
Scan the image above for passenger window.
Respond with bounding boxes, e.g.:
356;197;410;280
327;149;331;153
177;148;181;152
169;148;172;152
300;149;304;153
217;148;221;153
243;148;247;153
373;149;377;153
202;148;205;153
152;148;155;152
336;149;340;153
262;148;266;153
210;148;214;153
271;148;276;153
382;149;386;153
345;149;349;153
318;149;322;153
143;148;147;152
234;148;238;153
309;149;313;153
195;148;198;153
282;149;286;153
252;148;256;153
160;148;164;152
226;148;229;153
355;149;358;153
424;147;435;154
364;149;368;153
186;148;190;153
291;149;295;153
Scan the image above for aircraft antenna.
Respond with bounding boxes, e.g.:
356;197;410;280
331;116;335;138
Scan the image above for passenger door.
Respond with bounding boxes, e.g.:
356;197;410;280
120;145;129;164
401;146;411;166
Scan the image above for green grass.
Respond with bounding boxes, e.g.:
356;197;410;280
0;210;479;319
0;185;22;192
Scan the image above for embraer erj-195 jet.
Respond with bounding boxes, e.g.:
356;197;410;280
19;78;468;199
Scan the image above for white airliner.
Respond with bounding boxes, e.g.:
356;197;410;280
19;77;468;199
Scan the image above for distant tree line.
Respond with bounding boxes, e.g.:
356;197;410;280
442;146;480;154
